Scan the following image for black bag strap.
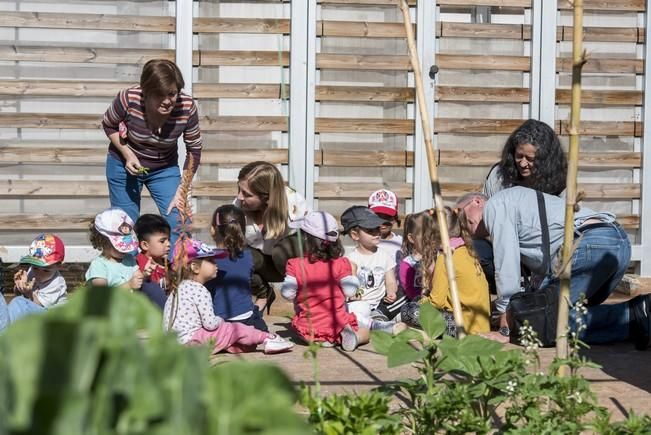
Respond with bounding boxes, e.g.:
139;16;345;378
536;190;551;275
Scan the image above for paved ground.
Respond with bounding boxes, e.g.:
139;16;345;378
218;310;651;421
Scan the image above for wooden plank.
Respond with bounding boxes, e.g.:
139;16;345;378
0;147;290;166
321;21;408;38
200;149;288;165
193;18;290;34
320;150;411;166
0;180;237;197
0;45;173;64
0;79;128;97
559;0;645;11
438;150;640;168
0;11;174;32
556;89;643;106
557;57;643;74
437;86;529;102
442;182;639;199
198;50;289;66
317;53;411;71
315;118;414;134
0;113;101;129
316;85;414;102
201;116;288;132
314;182;413;198
557;120;639;136
193;83;286;99
437;54;530;71
434;118;525;134
438;0;530;5
561;26;639;42
440;22;525;40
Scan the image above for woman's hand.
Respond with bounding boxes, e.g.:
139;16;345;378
124;155;143;176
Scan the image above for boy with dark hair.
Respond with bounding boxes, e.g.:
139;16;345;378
134;214;170;309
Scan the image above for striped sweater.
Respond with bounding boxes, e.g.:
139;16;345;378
102;86;202;172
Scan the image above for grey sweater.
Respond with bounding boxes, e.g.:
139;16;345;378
483;186;615;312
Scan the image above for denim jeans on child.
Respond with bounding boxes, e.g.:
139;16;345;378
106;154;183;249
7;296;45;323
542;222;631;344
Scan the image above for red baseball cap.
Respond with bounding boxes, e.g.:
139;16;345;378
368;189;399;217
19;233;65;267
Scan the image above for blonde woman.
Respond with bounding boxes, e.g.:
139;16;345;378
234;161;309;314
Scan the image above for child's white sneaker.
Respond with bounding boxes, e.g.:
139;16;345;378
340;325;358;352
263;334;294;354
371;320;407;336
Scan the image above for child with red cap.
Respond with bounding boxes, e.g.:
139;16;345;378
368;189;403;262
2;233;68;330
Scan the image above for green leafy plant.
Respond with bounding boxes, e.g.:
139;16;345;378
0;286;307;434
371;299;651;434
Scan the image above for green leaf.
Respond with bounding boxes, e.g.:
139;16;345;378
387;341;428;368
370;330;394;355
418;303;446;339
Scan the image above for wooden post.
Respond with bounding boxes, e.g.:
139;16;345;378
556;0;585;374
397;0;466;338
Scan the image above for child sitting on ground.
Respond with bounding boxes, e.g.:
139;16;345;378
86;207;145;291
342;206;405;335
164;238;293;354
205;205;268;332
134;214;171;309
281;211;367;351
368;189;403;263
403;207;491;337
3;234;68;328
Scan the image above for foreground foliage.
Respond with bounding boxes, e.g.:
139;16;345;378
0;287;307;435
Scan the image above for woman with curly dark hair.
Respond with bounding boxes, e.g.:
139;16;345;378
482;119;567;197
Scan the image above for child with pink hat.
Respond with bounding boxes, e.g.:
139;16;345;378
86;207;145;291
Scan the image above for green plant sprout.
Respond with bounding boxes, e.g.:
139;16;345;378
137;166;150;175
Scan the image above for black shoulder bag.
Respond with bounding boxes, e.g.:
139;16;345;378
506;191;560;347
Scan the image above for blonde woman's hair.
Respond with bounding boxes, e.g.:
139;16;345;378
238;161;288;240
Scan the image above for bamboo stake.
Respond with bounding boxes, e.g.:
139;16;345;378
397;0;465;338
556;0;585;374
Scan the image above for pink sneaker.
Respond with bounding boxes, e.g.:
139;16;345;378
263;334;294;354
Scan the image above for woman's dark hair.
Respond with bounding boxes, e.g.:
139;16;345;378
301;232;344;263
211;205;246;259
498;119;567;195
140;59;184;98
88;221;113;252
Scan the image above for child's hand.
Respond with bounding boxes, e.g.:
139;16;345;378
14;269;35;295
142;258;155;279
128;269;145;290
383;291;397;303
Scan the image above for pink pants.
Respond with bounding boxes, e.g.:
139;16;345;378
190;322;270;354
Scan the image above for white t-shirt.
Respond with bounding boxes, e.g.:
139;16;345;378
234;186;309;255
378;233;403;265
28;269;67;308
346;248;396;309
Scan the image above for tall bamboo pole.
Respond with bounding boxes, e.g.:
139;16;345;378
556;0;585;374
397;0;466;338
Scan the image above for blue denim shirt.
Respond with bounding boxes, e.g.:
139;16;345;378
483;186;616;312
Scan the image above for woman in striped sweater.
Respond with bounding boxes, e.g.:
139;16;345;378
102;59;202;249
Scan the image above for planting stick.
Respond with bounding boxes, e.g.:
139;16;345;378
397;0;466;338
556;0;585;374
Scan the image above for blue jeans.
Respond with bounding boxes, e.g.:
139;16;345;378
7;296;45;323
0;295;9;331
106;154;183;249
544;223;631;344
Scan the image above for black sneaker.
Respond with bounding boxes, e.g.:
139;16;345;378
629;294;650;351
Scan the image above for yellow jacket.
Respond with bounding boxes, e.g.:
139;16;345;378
424;246;490;335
